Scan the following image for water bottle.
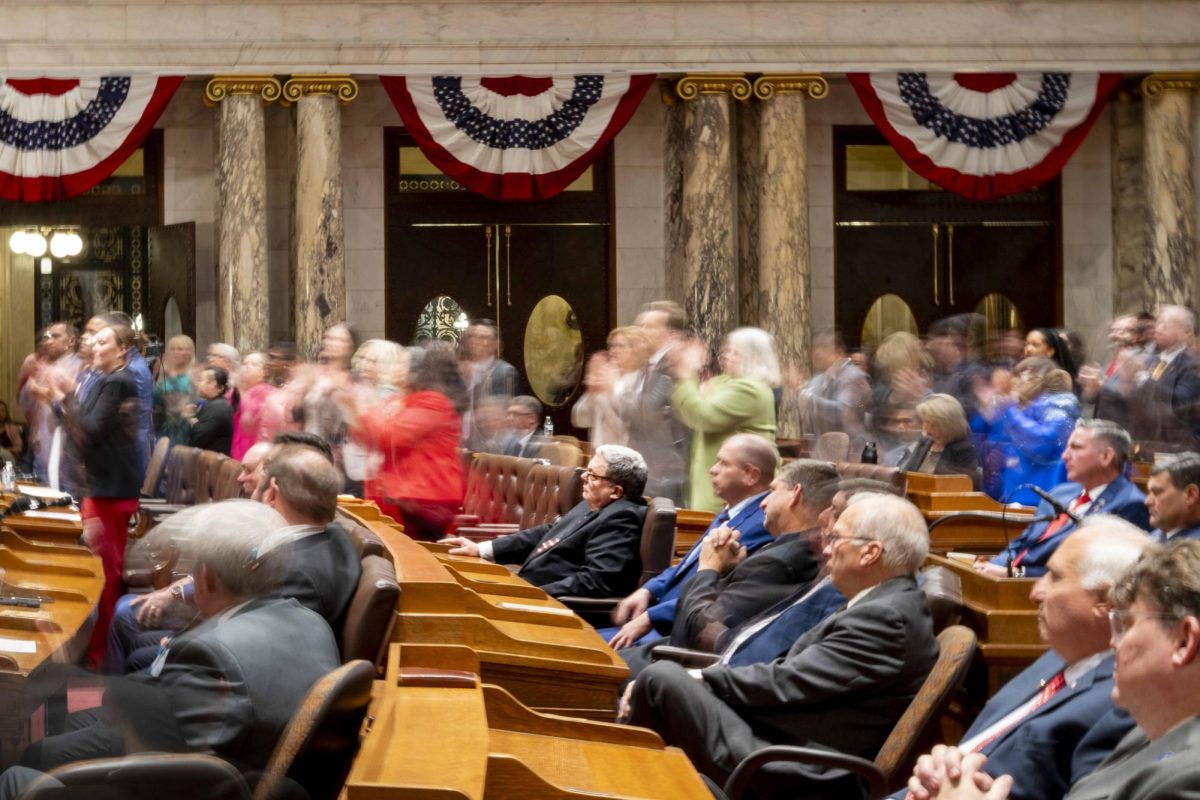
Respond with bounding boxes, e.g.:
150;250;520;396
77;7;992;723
1;462;15;492
861;441;878;465
543;416;555;438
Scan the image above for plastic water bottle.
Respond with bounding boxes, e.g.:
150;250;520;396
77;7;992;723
1;462;15;492
543;416;555;438
861;441;878;465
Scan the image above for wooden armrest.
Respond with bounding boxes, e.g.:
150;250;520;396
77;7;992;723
724;746;885;800
556;596;619;612
650;645;720;669
453;526;514;542
397;667;478;688
451;513;480;526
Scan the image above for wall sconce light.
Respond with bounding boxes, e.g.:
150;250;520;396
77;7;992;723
9;227;82;259
39;257;52;276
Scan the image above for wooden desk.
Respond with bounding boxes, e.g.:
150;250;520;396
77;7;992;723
0;494;84;545
905;476;1036;555
672;509;714;562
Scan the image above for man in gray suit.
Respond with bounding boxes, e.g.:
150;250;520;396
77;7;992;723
623;493;938;799
914;540;1200;800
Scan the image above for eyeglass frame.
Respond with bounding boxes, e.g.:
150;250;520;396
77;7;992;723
822;531;874;548
1107;608;1182;643
582;469;614;485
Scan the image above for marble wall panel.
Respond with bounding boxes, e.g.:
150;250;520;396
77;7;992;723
737;100;761;328
1143;90;1197;309
1111;94;1147;316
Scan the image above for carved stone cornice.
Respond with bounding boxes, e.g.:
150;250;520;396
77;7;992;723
204;75;282;106
752;73;829;101
1141;73;1200;97
281;74;359;106
674;73;752;102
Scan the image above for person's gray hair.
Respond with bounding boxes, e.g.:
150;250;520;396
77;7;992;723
207;342;241;369
778;458;839;509
510;395;543;418
594;444;648;499
1158;304;1196;336
1151;453;1200;491
1113;540;1200;622
723;433;780;485
1074;515;1152;593
725;327;782;386
1075;418;1133;472
845;492;929;574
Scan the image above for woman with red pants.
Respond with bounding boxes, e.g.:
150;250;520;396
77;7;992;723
69;323;142;668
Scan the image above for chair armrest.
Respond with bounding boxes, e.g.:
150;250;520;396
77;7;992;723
649;645;721;669
453;525;516;542
451;513;481;527
723;746;886;800
556;596;619;628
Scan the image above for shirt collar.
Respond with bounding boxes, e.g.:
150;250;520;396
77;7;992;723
724;491;766;521
216;598;255;626
846;585;875;609
1064;650;1108;688
256;524;324;557
1080;483;1108;504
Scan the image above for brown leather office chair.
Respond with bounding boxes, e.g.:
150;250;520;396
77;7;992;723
720;625;977;800
194;450;225;504
837;462;908;494
340;554;399;671
338;520;387;559
41;753;251;800
209;456;244;501
141;436;172;498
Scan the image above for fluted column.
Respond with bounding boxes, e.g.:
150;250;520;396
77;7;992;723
206;76;279;354
672;74;749;350
751;74;828;438
283;75;358;361
1140;74;1198;309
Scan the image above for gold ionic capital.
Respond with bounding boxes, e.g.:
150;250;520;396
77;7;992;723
674;73;752;102
281;74;359;107
753;73;829;101
204;75;282;106
1141;73;1200;97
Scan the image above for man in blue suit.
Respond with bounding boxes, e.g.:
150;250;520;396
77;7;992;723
601;434;778;649
1145;454;1200;542
902;517;1150;800
980;419;1150;578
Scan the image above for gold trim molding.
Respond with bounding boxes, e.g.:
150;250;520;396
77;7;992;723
281;74;359;106
204;75;282;106
674;73;752;102
1141;73;1200;97
753;73;829;101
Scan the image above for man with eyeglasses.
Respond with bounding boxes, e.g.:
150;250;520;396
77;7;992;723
911;539;1200;800
902;517;1149;800
623;493;937;799
442;445;646;598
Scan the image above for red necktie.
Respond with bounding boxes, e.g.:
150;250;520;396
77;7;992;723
1013;492;1089;568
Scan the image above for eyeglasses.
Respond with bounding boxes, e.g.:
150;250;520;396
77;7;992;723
582;470;614;484
822;531;872;548
1108;608;1180;642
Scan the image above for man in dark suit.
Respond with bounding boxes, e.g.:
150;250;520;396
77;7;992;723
980;419;1150;578
621;301;690;505
600;434;778;650
623;493;938;799
443;444;647;598
1134;304;1200;448
1144;453;1200;542
902;517;1150;800
913;540;1200;800
502;395;547;459
17;500;341;778
463;319;521;441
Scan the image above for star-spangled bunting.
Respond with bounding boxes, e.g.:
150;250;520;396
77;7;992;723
848;72;1122;200
381;74;655;201
0;76;183;202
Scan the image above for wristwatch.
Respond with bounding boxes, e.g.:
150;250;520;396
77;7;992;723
170;584;185;601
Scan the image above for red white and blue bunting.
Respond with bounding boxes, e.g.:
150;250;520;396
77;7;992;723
381;74;655;201
848;73;1121;200
0;76;183;202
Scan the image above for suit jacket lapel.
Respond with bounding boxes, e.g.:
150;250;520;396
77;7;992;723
971;651;1067;733
523;504;602;565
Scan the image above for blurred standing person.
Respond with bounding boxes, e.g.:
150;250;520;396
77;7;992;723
926;315;988;420
1078;314;1145;427
230;351;274;460
91;313;154;477
289;322;357;488
466;396;513;454
1134;304;1200;448
347;345;465;541
0;402;24;465
796;330;872;449
622;300;690;505
152;334;196;446
1024;326;1080;392
188;366;233;455
265;341;295;387
572;325;649;448
897;393;981;488
18;322;81;483
461;320;519;440
671;327;778;512
503;395;548;459
205;343;241;389
341;339;409;497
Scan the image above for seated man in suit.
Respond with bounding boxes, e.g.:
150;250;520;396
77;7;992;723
107;443;362;672
16;500;341;777
902;516;1149;800
442;444;647;598
1144;453;1200;542
623;493;938;799
914;539;1200;800
602;433;778;650
978;419;1149;578
503;395;547;459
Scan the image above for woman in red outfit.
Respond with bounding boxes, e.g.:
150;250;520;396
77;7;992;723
349;346;466;541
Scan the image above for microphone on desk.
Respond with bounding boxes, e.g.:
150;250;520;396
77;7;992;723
1028;485;1081;526
31;494;74;510
0;496;32;520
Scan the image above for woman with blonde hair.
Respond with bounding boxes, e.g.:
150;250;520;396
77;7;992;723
153;334;196;445
572;325;649;447
343;339;412;496
897;393;980;487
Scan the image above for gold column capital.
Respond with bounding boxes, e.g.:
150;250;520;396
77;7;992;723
281;74;359;106
204;75;282;106
1141;73;1200;97
674;73;752;102
752;73;829;101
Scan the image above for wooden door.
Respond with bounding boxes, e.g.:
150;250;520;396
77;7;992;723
147;222;196;341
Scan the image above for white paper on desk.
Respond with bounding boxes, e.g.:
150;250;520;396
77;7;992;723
497;602;574;617
19;511;80;521
0;637;35;653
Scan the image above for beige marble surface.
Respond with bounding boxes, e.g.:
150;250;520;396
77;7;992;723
216;94;270;354
736;100;761;330
293;93;347;362
663;96;688;312
1111;93;1147;315
1143;90;1197;308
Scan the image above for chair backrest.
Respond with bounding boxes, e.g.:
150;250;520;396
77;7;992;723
517;463;583;529
142;436;172;497
814;431;851;463
837;462;908;494
340;521;387;559
873;625;977;789
195;450;226;503
340;555;400;670
253;660;376;800
164;445;202;504
45;753;251;800
210;456;244;501
921;565;964;634
639;497;677;585
542;438;584;468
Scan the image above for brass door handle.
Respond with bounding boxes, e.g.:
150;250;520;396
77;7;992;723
932;224;940;305
947;224;955;305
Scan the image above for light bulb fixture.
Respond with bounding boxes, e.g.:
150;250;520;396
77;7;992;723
8;230;27;254
25;232;47;258
9;226;83;258
49;232;71;258
39;257;52;276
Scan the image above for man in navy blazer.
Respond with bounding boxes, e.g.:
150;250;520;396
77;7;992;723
981;419;1149;578
903;518;1150;800
1145;454;1200;542
600;434;778;649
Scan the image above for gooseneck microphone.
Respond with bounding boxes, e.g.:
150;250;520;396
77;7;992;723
1028;485;1082;526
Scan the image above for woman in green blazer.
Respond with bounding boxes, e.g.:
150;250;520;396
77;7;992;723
671;327;778;511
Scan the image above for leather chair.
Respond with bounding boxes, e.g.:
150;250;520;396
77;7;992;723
141;436;172;498
837;462;907;494
39;753;251;800
210;456;244;501
718;625;977;800
340;554;400;671
135;446;203;537
194;450;226;504
337;519;387;559
455;462;583;541
814;431;851;463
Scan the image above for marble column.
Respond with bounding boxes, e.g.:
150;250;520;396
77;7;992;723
1111;89;1147;314
751;74;827;438
664;90;688;309
736;100;761;328
283;75;358;362
205;76;280;354
1140;74;1198;309
673;74;750;351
